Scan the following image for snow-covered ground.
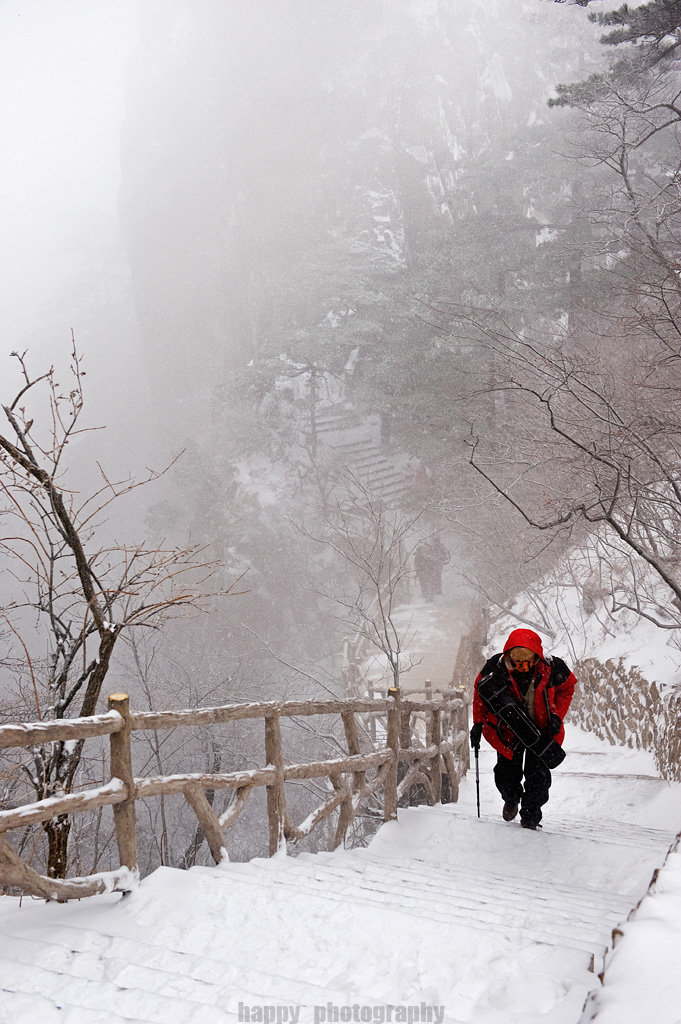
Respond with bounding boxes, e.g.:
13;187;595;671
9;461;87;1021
581;838;681;1023
484;547;681;690
360;593;471;696
1;724;680;1024
481;558;681;1023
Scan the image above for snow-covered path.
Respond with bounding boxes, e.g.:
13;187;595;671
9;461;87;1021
1;725;679;1024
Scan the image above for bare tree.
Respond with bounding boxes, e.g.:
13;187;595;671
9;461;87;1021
423;44;681;629
0;348;240;876
303;469;426;694
455;306;681;616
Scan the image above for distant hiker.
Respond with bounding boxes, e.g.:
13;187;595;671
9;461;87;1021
429;536;450;596
414;542;435;601
469;628;576;830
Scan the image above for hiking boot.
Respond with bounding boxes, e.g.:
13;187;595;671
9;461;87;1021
502;801;519;822
521;820;542;831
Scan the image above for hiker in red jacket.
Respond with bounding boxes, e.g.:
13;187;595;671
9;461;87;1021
469;628;576;830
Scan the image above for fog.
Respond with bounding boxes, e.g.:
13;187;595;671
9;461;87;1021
0;2;136;367
9;0;677;874
0;0;604;697
1;0;589;430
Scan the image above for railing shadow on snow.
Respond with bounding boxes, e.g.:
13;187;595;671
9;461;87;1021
0;688;469;902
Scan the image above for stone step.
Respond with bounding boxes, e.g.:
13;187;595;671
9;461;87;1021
350;467;405;488
206;865;603;960
315;417;363;434
0;987;90;1024
539;815;676;849
255;863;621;940
299;843;629;916
323;440;408;492
421;798;675;847
427;804;677;850
317;851;634;918
329;446;396;469
0;920;348;1013
220;835;622;937
327;437;379;452
350;458;402;477
0;955;228;1024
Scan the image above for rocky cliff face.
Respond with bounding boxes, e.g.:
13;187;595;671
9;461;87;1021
120;0;596;442
571;659;681;782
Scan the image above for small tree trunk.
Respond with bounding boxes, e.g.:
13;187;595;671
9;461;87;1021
44;815;71;879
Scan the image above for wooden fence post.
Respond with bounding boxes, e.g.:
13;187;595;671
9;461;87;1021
430;707;442;804
453;686;470;772
341;710;364;793
335;710;363;849
108;693;138;874
265;714;287;855
384;687;401;821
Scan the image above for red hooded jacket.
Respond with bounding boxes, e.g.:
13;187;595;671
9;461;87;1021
473;628;576;759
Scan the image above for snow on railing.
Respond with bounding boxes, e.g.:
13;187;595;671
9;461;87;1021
0;689;469;901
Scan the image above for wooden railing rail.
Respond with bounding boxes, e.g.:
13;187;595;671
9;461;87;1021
0;688;469;902
129;696;391;731
0;709;124;750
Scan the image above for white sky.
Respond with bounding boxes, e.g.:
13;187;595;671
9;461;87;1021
0;0;138;349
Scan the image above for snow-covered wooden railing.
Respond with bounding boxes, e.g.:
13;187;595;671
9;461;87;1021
0;688;469;901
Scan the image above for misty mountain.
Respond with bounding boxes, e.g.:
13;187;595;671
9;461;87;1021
120;0;598;444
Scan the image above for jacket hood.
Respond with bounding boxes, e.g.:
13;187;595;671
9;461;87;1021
503;628;544;660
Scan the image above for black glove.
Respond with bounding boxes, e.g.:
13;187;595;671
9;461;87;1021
470;722;483;749
547;713;562;736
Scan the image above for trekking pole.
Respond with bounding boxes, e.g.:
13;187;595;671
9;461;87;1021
475;743;481;819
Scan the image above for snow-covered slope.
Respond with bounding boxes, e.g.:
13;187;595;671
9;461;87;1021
580;837;681;1024
484;544;681;689
1;725;678;1024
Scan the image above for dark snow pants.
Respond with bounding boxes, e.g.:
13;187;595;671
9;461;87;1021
494;747;552;827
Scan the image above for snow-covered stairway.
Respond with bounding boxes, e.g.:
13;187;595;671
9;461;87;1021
314;406;411;502
1;725;680;1024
